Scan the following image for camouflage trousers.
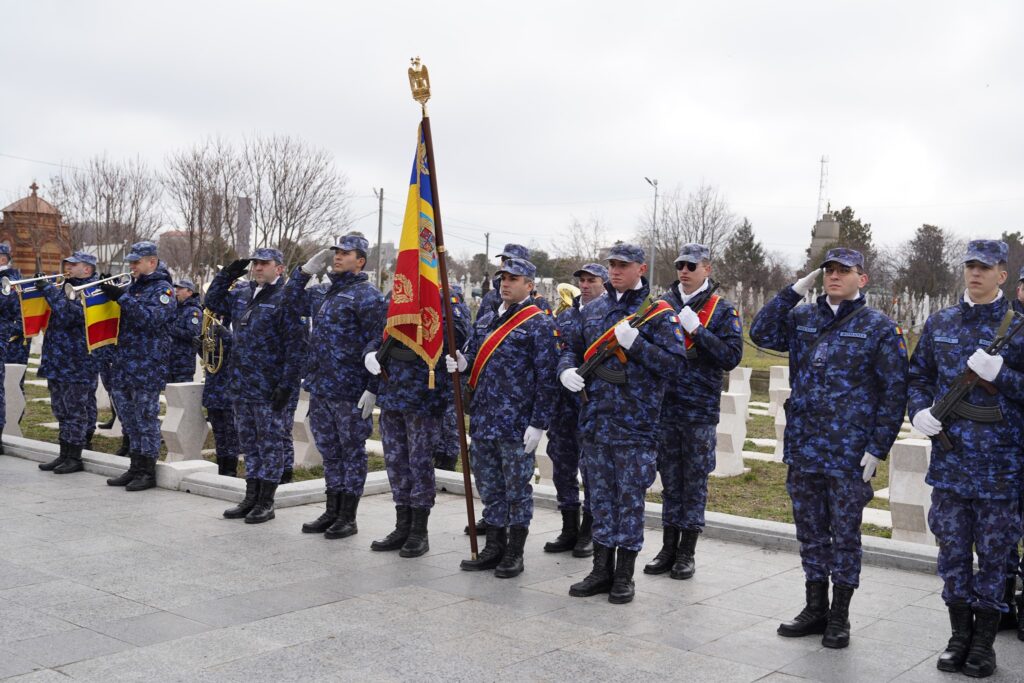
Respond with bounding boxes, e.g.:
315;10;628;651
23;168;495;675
929;488;1021;612
786;467;874;588
471;438;535;527
86;377;97;434
581;437;658;552
434;401;460;466
283;391;299;471
657;422;716;531
546;402;589;513
48;380;97;446
207;407;239;457
233;400;290;483
380;409;438;509
110;386;162;459
309;395;371;495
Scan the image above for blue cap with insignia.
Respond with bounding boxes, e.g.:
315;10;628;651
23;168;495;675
573;263;609;282
606;243;645;264
495;257;537;279
126;241;159;262
497;243;530;260
675;243;710;266
819;247;864;269
962;239;1008;267
173;279;196;291
63;251;97;267
250;247;284;264
333;232;369;256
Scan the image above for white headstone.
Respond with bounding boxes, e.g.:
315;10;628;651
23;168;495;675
161;382;209;462
3;364;26;437
888;438;935;545
767;365;790;416
293;390;323;468
728;367;752;419
712;392;749;477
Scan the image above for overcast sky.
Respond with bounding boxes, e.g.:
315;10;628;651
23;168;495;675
3;1;1022;265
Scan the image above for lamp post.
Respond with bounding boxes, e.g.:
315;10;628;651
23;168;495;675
644;177;658;281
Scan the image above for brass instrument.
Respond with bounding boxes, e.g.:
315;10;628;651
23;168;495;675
63;273;132;300
554;283;581;317
199;309;226;374
1;273;65;296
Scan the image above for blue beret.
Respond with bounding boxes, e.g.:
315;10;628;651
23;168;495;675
126;241;159;262
250;247;284;264
962;240;1008;267
819;248;864;269
497;243;530;260
675;243;710;265
63;251;97;267
573;263;609;282
496;257;537;279
333;232;369;255
606;243;645;264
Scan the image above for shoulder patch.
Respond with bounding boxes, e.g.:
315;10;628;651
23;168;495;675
190;316;199;325
160;294;170;304
673;326;684;344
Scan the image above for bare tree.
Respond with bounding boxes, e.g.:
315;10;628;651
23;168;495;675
242;134;351;266
553;216;609;262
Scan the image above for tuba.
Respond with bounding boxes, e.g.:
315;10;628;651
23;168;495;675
554;283;581;317
199;309;227;374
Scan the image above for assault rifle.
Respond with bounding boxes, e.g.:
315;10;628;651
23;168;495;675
577;294;658;403
931;309;1024;450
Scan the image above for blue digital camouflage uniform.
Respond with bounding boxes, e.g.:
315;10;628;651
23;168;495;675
557;246;689;552
0;257;19;434
435;284;471;468
166;286;201;383
658;275;743;531
365;291;470;509
201;304;238;460
108;254;177;460
750;249;909;589
284;261;384;495
463;259;558;528
2;265;31;366
36;270;100;447
205;250;307;483
908;241;1024;612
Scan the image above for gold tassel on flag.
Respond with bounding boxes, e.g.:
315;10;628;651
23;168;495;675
428;369;435;390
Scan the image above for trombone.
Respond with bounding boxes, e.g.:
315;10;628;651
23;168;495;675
1;273;65;296
199;309;227;374
63;273;132;301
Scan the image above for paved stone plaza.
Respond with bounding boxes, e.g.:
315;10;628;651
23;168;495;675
1;456;1023;682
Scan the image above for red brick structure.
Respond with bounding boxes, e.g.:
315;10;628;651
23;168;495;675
0;182;70;272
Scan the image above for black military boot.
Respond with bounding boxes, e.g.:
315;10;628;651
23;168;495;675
777;580;830;637
400;508;431;558
115;434;130;457
962;607;1000;678
434;454;458;471
494;526;528;578
324;493;360;539
126;457;156;491
245;482;277;524
544;508;579;553
53;444;84;475
572;510;594;557
643;526;679;575
39;441;68;471
1017;591;1024;641
937;601;973;672
609;548;638;604
224;479;260;518
569;542;615;597
671;529;698;580
106;454;140;487
84;428;94;451
304;492;343;534
998;577;1018;630
460;526;507;571
279;467;293;485
217;456;239;477
465;518;489;535
821;584;854;648
371;505;411;550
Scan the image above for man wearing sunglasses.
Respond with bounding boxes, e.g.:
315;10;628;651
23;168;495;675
750;247;908;650
646;244;743;581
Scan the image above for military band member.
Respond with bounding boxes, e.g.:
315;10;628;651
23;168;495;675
36;252;101;474
647;244;742;580
287;235;384;538
446;257;557;577
206;248;307;523
908;240;1024;677
201;302;239;477
1;245;30;367
167;279;202;383
0;244;18;453
104;242;178;492
558;244;688;604
543;262;608;557
750;247;908;649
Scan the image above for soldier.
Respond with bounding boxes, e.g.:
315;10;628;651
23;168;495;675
286;234;384;538
433;283;471;472
0;245;22;454
908;240;1024;676
543;263;608;557
558;244;688;604
478;243;552;320
167;279;202;383
1;245;30;368
35;252;101;474
205;248;307;523
446;257;557;577
363;285;470;557
750;247;908;649
201;303;239;477
647;244;743;580
103;242;178;492
1014;266;1024;315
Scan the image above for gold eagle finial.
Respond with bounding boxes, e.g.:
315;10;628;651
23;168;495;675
409;57;431;111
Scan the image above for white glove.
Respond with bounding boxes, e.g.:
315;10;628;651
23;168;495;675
364;351;381;376
614;321;639;350
967;349;1003;382
560;368;585;392
679;306;700;334
301;248;333;275
523;426;543;454
860;453;881;483
357;390;376;419
911;408;942;437
792;268;822;296
445;351;467;373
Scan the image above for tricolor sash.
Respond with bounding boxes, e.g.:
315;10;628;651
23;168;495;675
583;299;675;363
684;295;720;349
467;304;542;390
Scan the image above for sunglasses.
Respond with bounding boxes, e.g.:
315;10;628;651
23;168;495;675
675;262;698;272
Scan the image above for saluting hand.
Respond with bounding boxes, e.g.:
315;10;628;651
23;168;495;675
222;259;251;281
301;248;334;276
792;268;822;296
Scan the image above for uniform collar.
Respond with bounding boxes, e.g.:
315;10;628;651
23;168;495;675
329;270;367;287
607;277;649;306
816;292;865;321
678;278;709;305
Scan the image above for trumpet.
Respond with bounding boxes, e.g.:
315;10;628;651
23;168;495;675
199;309;227;374
63;273;132;301
1;273;65;296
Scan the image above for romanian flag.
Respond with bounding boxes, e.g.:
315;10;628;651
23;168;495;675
81;287;120;352
384;123;443;387
17;287;51;338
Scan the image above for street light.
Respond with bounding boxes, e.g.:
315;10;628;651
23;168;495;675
644;177;658;281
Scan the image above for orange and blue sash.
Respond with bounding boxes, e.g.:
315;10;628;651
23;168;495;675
467;305;542;390
684;295;721;349
583;300;675;363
